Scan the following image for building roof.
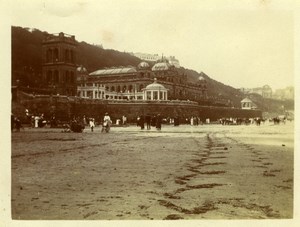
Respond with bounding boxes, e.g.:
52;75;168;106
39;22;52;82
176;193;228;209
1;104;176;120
137;61;150;69
241;97;253;103
151;62;172;71
89;67;137;76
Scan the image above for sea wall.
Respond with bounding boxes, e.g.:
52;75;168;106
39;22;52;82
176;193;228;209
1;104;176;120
14;91;262;123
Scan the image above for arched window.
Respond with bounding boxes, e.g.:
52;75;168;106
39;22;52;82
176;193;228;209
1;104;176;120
65;71;69;82
139;84;144;91
129;85;133;92
70;50;74;63
47;70;52;83
117;85;121;92
70;72;74;83
65;49;70;62
122;85;127;92
111;86;115;92
54;70;59;83
54;48;59;62
46;49;52;63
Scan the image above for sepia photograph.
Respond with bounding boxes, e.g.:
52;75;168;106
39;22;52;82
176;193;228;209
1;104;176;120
1;0;299;226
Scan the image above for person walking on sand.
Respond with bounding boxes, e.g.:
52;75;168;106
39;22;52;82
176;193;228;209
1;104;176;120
122;115;127;126
102;112;112;133
89;118;95;132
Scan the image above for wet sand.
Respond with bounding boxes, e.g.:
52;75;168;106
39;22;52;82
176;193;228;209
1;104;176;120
11;122;294;220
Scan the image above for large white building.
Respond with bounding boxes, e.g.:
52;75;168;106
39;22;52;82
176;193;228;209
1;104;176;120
239;85;272;98
240;85;294;100
273;87;294;100
131;52;180;68
77;65;169;101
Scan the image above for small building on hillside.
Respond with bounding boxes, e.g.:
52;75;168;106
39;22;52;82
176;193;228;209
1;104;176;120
241;97;257;110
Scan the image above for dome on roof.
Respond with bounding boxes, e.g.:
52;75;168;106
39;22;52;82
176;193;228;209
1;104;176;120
77;65;87;73
138;61;150;69
144;78;167;90
152;62;172;71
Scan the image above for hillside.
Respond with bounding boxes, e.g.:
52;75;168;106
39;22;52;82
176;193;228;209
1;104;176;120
12;26;246;106
12;26;141;86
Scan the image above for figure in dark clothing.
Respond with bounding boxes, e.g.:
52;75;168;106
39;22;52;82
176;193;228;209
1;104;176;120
15;117;22;132
151;115;157;127
174;116;180;126
139;115;145;130
156;114;162;130
145;114;151;130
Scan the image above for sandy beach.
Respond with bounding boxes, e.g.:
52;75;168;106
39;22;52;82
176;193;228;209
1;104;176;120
11;122;294;220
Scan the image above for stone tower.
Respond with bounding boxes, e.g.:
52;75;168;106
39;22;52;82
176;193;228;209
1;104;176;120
42;32;77;96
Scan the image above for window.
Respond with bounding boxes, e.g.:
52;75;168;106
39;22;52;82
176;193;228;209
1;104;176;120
153;91;158;100
70;50;74;63
129;85;133;92
70;72;74;83
87;91;93;98
139;84;144;91
54;71;59;83
65;71;69;82
46;49;52;63
147;91;151;100
47;70;52;83
160;91;163;99
65;49;70;62
54;48;59;61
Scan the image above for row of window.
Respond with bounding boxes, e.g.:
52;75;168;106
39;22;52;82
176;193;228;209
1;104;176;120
106;84;145;93
46;70;75;84
78;90;105;99
146;91;167;100
46;48;75;63
102;83;206;97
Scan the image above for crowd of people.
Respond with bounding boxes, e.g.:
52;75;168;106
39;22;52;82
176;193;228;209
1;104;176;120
11;108;291;133
136;114;162;130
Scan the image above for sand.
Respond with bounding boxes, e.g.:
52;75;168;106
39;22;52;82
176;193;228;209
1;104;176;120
11;122;294;220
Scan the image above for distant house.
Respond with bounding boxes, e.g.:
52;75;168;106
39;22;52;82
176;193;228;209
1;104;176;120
239;84;272;98
241;97;257;110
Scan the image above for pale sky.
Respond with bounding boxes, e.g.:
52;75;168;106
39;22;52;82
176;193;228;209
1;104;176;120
6;0;298;90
